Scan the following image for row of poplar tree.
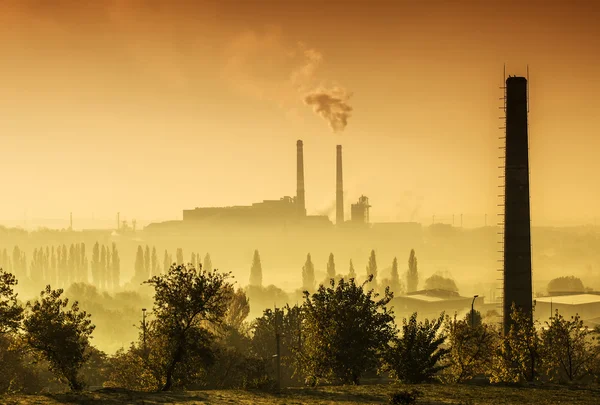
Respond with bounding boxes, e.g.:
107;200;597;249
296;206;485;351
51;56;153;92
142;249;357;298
0;243;121;291
248;248;420;295
132;245;213;285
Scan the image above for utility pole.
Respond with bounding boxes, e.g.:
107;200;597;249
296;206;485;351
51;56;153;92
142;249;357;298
142;308;147;358
471;295;479;327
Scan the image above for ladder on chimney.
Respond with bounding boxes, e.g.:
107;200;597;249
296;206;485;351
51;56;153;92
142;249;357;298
496;64;507;329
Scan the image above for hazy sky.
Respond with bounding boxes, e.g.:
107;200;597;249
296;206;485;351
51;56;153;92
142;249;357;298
1;0;599;227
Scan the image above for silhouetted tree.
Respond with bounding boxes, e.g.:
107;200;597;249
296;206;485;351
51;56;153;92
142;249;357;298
163;250;169;274
406;249;418;293
302;276;395;384
540;311;600;382
203;253;213;272
91;242;100;288
385;312;448;383
490;304;540;383
443;313;497;383
348;259;356;279
100;245;107;290
424;274;458;293
250;305;303;384
144;264;233;391
151;247;158;278
134;246;145;284
106;245;113;289
144;245;151;278
366;249;377;285
176;248;184;266
24;285;95;391
326;253;336;281
390;257;402;295
302;253;315;292
224;288;250;331
190;252;197;270
249;250;262;287
0;268;23;334
50;247;57;287
547;276;586;294
111;243;120;289
80;243;88;284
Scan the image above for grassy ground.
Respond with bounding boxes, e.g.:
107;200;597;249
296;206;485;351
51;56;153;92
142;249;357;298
1;383;599;405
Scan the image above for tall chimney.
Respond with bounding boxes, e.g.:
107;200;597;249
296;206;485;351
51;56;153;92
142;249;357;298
336;145;344;225
296;140;306;216
503;76;532;335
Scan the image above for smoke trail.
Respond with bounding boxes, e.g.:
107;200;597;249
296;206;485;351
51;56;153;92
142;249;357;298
303;87;353;133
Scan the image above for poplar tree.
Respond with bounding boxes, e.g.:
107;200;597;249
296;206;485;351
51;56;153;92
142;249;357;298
302;253;315;292
249;249;262;287
407;249;419;293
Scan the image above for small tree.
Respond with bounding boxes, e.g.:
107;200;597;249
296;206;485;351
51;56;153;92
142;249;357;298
366;250;377;285
385;312;449;383
302;254;315;292
547;276;585;294
250;305;304;384
176;248;184;267
23;286;95;391
144;264;233;391
390;257;402;296
134;246;145;284
406;249;418;293
0;269;23;334
490;304;540;383
326;253;336;281
144;245;151;278
540;310;600;382
203;253;213;272
301;276;395;385
151;247;158;278
424;274;458;292
91;242;100;288
249;250;263;287
443;314;498;383
224;288;250;331
111;243;120;289
348;259;356;279
163;250;170;274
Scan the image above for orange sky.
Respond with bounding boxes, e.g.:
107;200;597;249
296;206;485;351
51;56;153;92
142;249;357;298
0;0;599;227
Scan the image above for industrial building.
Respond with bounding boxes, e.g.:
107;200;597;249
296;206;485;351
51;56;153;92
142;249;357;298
393;289;485;320
144;139;425;233
535;294;600;322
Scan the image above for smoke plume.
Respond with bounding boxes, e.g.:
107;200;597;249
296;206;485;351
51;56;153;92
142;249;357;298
304;87;353;133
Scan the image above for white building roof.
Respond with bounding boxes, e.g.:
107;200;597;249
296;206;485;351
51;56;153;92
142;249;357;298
536;294;600;306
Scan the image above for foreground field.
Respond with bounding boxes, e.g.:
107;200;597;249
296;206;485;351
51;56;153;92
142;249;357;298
2;383;600;405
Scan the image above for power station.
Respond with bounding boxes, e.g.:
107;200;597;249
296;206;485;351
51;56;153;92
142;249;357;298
174;140;370;229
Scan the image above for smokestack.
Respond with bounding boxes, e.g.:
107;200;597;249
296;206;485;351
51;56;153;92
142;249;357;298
336;145;344;225
296;140;306;216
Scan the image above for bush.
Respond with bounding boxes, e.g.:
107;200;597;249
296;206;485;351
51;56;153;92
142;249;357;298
385;312;448;383
389;389;423;405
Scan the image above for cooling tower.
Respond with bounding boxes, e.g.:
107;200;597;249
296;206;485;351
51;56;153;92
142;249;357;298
296;140;306;217
336;145;344;225
503;76;533;334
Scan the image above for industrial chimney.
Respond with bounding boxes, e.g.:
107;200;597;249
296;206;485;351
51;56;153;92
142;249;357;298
296;140;306;216
336;145;344;225
502;75;533;335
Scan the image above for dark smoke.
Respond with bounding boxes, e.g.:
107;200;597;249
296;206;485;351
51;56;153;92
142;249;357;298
304;87;353;132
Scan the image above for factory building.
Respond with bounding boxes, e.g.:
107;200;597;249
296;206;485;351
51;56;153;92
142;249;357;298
146;140;382;232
